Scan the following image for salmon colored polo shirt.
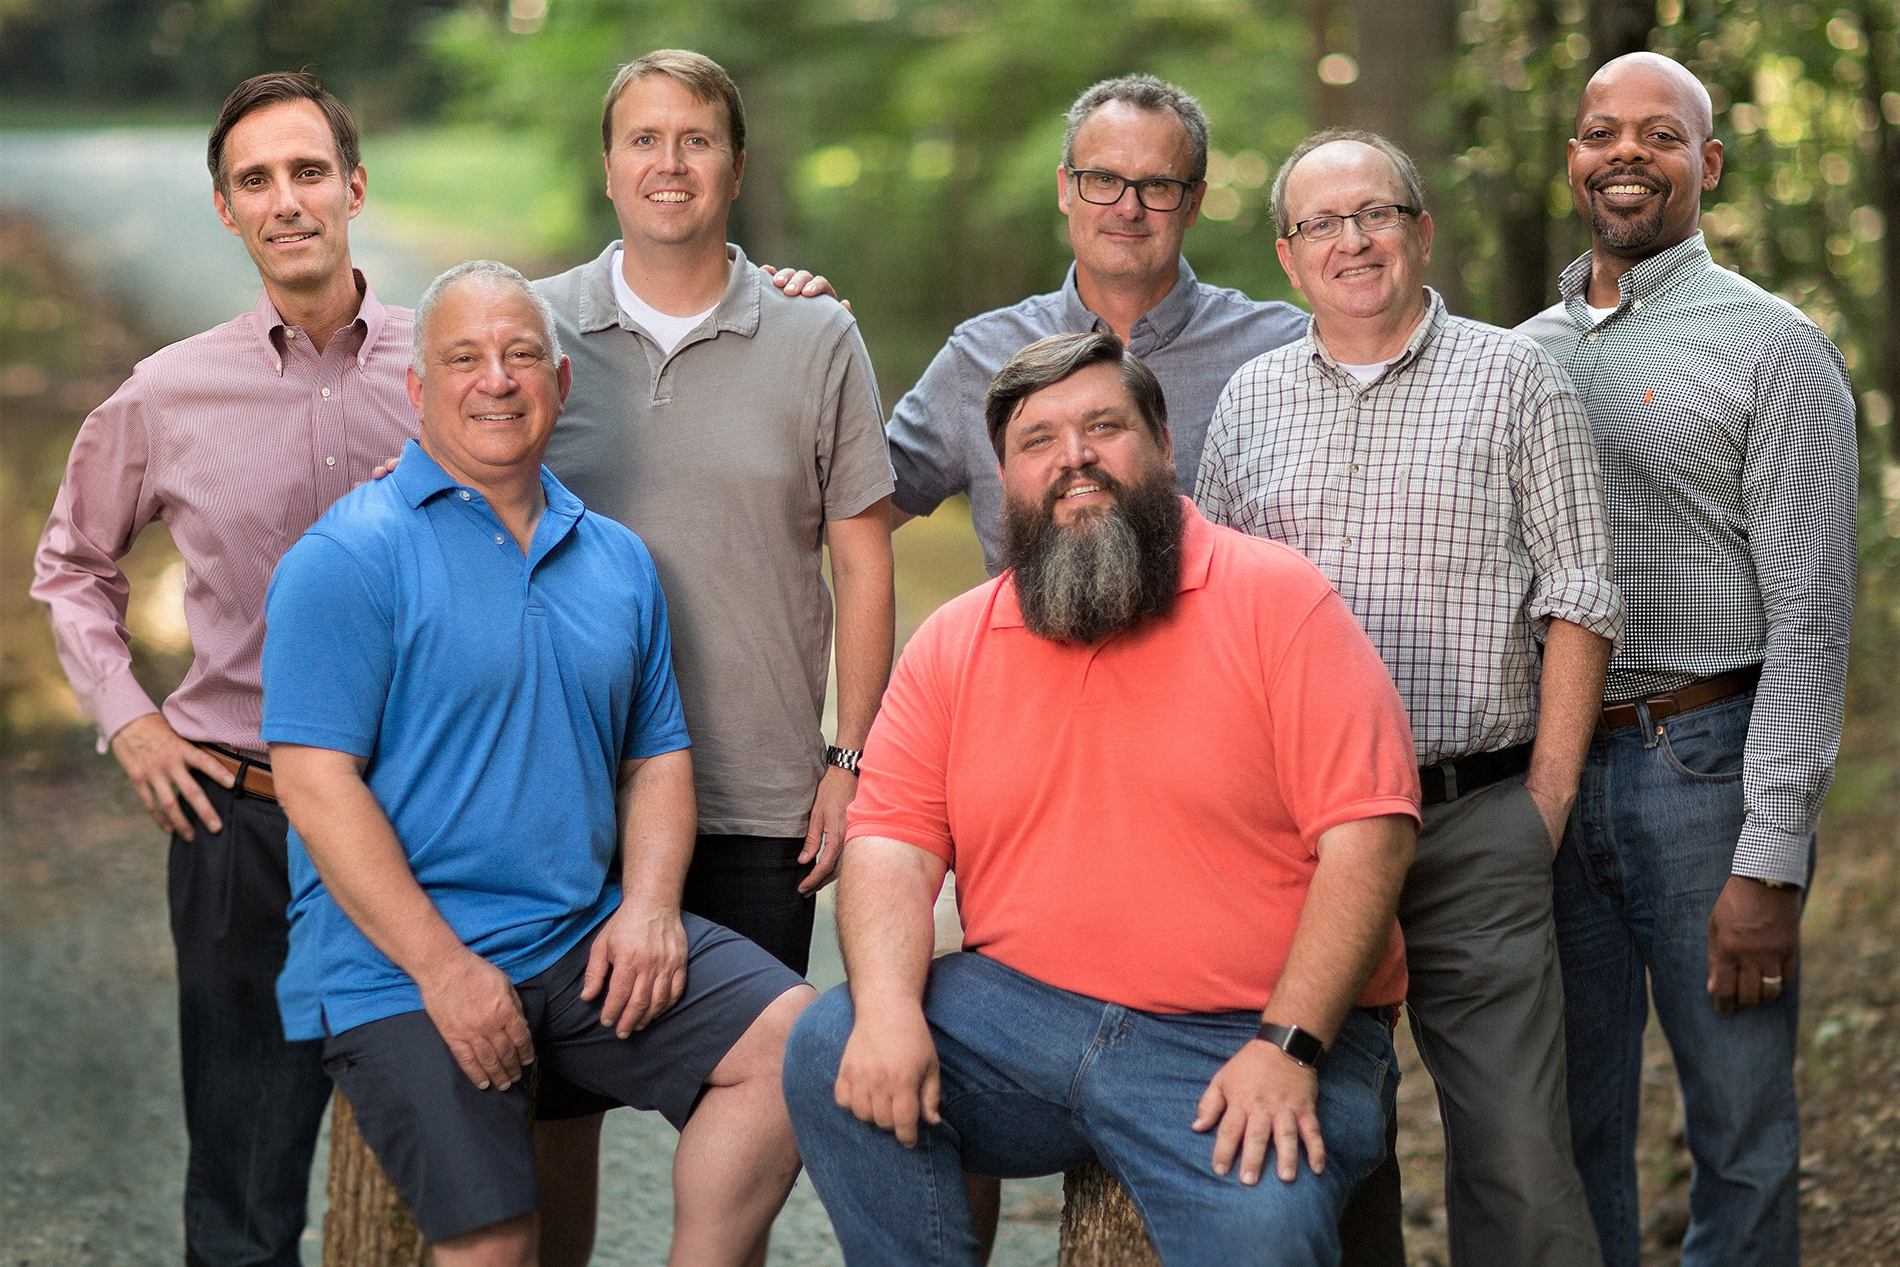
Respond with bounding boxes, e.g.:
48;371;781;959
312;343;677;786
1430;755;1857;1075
849;501;1421;1016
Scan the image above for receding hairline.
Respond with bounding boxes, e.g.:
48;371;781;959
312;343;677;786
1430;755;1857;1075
1282;139;1405;212
1069;99;1195;167
1578;53;1714;140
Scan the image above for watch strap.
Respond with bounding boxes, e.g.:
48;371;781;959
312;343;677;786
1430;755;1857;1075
1256;1022;1325;1068
825;745;862;775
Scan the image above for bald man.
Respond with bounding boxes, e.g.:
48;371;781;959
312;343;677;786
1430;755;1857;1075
1520;53;1857;1267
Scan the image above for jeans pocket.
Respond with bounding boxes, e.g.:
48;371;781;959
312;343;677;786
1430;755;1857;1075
1657;717;1746;784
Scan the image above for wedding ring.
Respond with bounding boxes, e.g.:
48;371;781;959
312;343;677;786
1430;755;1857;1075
1762;976;1784;986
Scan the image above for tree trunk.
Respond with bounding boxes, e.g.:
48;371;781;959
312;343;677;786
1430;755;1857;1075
1589;0;1655;69
323;1089;430;1267
1058;1163;1160;1266
1859;0;1900;463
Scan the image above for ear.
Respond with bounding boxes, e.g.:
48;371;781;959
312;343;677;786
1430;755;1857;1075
556;355;573;406
1156;422;1174;464
1275;235;1302;293
1057;166;1072;214
213;187;241;238
345;164;367;220
730;149;746;200
406;364;425;417
1701;137;1724;191
1415;209;1435;269
1181;181;1206;230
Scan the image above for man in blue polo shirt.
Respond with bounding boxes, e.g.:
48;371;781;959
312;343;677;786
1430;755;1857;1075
261;260;812;1265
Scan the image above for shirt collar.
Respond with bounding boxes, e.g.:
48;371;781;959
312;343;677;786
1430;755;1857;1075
990;497;1216;630
1058;255;1199;346
249;269;380;376
579;240;762;341
388;437;588;560
390;438;457;508
1557;232;1714;322
1301;287;1445;380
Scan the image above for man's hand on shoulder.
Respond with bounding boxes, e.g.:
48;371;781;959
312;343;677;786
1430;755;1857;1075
1192;1037;1326;1185
581;897;689;1037
1707;875;1801;1016
415;946;535;1091
110;712;234;840
799;766;858;894
835;1002;941;1148
359;453;402;486
759;263;850;313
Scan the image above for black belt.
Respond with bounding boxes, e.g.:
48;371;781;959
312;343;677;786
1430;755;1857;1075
1418;742;1532;806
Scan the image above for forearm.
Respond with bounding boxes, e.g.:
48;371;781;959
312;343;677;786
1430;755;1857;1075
271;744;467;984
616;749;696;910
827;506;896;748
1526;619;1613;804
837;835;943;1014
1262;816;1415;1044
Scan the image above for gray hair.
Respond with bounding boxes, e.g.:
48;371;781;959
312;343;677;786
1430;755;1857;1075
1061;74;1210;185
1269;128;1426;237
411;260;562;377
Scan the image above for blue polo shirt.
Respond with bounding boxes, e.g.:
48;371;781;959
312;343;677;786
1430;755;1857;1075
262;439;690;1040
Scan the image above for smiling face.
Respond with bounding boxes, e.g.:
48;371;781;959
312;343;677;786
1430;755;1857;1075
212;99;364;297
604;73;744;254
1274;140;1433;333
1568;55;1723;263
1058;101;1204;292
406;277;571;487
997;361;1174;529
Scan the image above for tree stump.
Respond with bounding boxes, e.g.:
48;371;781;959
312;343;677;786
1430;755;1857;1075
323;1089;429;1267
1058;1163;1160;1265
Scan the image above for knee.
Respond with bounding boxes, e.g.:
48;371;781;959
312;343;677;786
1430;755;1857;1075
781;985;853;1117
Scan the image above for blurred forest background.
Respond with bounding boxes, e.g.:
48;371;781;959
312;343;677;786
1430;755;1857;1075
3;2;1899;1264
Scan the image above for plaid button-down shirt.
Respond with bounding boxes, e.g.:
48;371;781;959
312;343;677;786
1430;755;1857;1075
1520;235;1858;886
1198;289;1623;766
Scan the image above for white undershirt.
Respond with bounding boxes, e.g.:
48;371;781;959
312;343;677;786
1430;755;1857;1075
1335;360;1387;387
610;249;718;355
1585;303;1619;326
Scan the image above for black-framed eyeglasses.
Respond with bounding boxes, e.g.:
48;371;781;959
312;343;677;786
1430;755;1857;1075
1068;168;1196;212
1286;204;1416;242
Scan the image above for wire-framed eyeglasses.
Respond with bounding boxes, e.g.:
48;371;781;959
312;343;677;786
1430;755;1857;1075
1286;204;1416;242
1067;168;1196;213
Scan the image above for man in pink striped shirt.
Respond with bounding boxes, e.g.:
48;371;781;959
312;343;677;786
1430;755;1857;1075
32;72;415;1267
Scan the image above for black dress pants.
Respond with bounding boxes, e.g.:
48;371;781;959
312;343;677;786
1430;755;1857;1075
170;771;332;1267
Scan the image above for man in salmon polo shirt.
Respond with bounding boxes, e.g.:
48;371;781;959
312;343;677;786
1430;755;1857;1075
783;331;1422;1267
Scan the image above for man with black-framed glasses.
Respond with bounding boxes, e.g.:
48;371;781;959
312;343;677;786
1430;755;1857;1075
884;73;1307;574
1199;128;1621;1267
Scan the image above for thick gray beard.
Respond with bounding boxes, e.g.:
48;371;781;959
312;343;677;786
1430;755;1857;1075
1001;465;1184;645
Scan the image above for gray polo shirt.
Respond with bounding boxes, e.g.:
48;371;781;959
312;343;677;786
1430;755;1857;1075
539;242;894;837
886;256;1308;573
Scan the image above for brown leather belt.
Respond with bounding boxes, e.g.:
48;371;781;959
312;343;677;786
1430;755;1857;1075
1597;665;1762;734
199;745;277;801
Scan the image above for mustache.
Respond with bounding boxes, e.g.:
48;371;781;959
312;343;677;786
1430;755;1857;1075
1042;465;1125;515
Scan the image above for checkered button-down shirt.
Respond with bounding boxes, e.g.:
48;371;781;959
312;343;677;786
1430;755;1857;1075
1198;289;1623;766
1520;234;1858;886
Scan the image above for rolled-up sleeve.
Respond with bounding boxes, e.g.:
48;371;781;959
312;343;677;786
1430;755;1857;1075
30;368;166;749
1513;347;1625;648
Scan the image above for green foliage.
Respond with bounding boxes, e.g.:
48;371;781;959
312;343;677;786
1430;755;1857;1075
428;0;1312;397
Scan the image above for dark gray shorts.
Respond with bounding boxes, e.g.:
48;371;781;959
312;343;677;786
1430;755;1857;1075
320;912;802;1243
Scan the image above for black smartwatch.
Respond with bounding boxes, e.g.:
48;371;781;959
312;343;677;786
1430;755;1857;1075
1256;1022;1325;1069
825;745;863;775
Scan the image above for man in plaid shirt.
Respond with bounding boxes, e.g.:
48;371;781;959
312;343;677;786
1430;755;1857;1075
1521;54;1857;1267
1198;129;1623;1266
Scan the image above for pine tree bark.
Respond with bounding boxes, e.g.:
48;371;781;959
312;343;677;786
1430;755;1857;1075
1058;1163;1160;1266
322;1089;430;1267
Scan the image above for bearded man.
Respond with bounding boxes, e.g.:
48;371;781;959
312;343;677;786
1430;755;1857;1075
781;331;1423;1267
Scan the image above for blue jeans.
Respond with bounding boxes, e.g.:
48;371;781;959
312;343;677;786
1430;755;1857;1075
1554;692;1802;1267
784;952;1396;1267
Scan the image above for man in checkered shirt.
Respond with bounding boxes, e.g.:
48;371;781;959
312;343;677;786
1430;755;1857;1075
1197;129;1623;1266
1517;54;1857;1267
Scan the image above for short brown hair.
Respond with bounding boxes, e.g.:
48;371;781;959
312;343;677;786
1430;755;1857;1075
207;71;360;196
600;50;746;156
984;332;1169;462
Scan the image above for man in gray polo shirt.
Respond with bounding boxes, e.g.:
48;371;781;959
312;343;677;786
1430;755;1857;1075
529;49;894;1258
886;73;1307;570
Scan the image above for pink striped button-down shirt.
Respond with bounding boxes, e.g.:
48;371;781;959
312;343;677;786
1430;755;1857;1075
33;274;416;758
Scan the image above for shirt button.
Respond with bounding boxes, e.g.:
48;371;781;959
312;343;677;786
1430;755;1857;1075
325;455;335;467
1632;299;1643;310
460;490;472;501
321;387;331;398
495;534;505;545
1342;536;1354;547
287;330;298;340
1349;462;1360;474
1585;332;1600;342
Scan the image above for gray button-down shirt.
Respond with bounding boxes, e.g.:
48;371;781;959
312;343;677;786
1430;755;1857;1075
1519;234;1857;885
1199;290;1623;766
887;256;1307;572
